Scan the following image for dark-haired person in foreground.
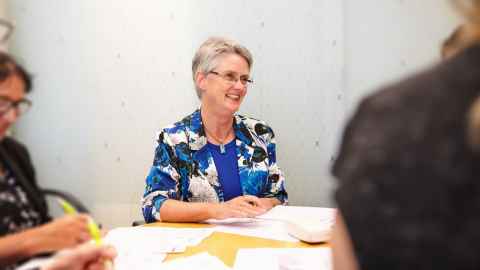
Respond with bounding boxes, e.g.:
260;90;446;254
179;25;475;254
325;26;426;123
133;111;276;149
331;1;480;269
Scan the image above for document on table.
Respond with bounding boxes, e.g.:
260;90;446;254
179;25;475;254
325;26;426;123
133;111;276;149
104;227;214;269
160;252;232;270
208;206;336;242
211;218;299;242
257;206;336;243
205;217;257;224
257;205;336;225
233;248;332;270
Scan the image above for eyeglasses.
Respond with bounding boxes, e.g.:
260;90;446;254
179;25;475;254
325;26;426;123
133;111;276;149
0;96;32;117
209;71;253;86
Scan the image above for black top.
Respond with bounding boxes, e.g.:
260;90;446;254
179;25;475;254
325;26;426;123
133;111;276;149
333;44;480;269
0;137;50;270
0;137;49;235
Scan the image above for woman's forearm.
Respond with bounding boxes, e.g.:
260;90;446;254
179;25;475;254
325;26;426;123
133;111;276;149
258;197;281;210
0;228;44;267
159;199;215;222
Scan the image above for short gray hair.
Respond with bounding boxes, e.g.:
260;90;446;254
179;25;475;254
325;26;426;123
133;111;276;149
192;37;253;99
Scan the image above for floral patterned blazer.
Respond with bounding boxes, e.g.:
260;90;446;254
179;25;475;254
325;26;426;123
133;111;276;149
142;109;288;222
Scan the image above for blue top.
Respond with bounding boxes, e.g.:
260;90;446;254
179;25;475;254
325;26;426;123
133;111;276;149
206;139;243;201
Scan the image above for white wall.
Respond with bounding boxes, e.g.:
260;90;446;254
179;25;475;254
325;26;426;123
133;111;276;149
4;0;461;228
344;0;462;108
0;1;8;51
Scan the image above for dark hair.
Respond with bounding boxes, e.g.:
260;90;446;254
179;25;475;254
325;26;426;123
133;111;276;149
333;45;480;269
0;51;32;93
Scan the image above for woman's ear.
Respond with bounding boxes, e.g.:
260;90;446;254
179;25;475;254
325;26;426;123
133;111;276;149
195;72;207;93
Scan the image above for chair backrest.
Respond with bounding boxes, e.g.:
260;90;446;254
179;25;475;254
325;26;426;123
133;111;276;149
42;188;90;214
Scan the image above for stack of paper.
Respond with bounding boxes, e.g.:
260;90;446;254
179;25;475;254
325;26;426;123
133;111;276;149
258;206;336;242
257;206;335;224
207;206;336;242
233;248;332;270
104;227;214;269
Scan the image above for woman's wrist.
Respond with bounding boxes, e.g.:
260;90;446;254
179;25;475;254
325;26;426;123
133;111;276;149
19;226;48;257
205;202;220;219
0;227;46;266
260;197;280;209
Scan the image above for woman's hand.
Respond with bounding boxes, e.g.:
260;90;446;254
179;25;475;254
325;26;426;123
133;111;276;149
210;195;267;220
256;198;281;211
33;214;91;253
42;243;117;270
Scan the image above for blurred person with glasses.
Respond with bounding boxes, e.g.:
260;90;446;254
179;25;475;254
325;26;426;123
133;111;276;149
142;37;288;223
0;52;107;269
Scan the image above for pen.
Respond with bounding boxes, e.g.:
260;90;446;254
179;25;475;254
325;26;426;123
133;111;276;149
57;198;103;245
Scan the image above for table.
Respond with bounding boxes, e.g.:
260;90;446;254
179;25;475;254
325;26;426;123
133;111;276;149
145;222;328;267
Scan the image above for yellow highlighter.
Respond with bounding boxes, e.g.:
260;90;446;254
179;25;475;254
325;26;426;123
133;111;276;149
57;198;103;245
58;198;114;269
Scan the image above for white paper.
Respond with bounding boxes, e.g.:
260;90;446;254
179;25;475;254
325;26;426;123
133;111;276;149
213;219;299;242
234;248;332;270
205;217;257;224
104;226;214;269
211;206;336;242
105;227;213;252
112;251;167;270
257;206;336;225
161;252;232;270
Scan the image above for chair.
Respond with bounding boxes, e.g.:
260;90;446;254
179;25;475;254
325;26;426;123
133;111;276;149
132;220;146;226
42;188;90;213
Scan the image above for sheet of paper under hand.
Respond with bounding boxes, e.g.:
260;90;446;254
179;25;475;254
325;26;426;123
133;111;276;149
211;206;336;242
233;248;332;270
212;218;299;242
256;206;336;224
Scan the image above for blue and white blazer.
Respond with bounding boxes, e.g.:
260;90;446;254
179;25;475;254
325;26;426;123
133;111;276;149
142;109;288;222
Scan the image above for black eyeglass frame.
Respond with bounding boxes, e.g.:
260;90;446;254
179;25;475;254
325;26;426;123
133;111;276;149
0;96;32;117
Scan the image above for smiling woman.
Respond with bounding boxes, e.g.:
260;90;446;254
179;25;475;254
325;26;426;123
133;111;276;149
142;37;288;223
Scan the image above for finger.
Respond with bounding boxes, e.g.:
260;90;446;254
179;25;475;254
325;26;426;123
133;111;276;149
75;214;91;224
100;245;117;260
72;243;108;262
237;201;257;209
230;210;249;218
86;261;106;270
78;232;91;243
237;205;266;217
230;206;255;217
241;195;262;206
222;207;248;218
